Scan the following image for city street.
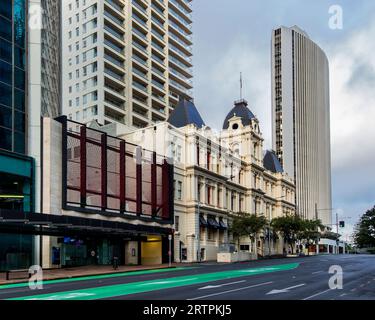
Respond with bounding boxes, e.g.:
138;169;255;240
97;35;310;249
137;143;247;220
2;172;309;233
1;255;374;300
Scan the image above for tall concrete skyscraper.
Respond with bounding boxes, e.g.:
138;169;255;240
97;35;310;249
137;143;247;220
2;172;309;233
61;0;193;130
271;26;332;225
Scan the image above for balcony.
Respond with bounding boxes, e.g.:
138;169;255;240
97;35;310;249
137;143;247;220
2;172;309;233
169;67;193;88
133;104;149;121
152;93;165;104
105;79;125;96
133;67;148;81
132;0;148;18
151;15;165;30
104;52;125;68
169;55;192;75
104;67;125;82
132;40;148;57
104;24;124;42
105;107;125;124
104;95;125;111
105;0;124;13
132;27;148;43
133;80;148;93
151;40;165;54
152;79;165;91
151;3;165;19
169;7;192;31
169;0;192;22
132;116;149;128
151;28;165;42
170;79;192;97
151;66;165;79
169;31;192;53
169;20;192;41
104;39;125;55
132;14;148;32
104;9;124;26
132;54;148;67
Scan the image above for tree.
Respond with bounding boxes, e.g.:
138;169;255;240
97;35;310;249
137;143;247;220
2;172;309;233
229;214;267;256
354;206;375;248
271;215;304;254
229;215;249;250
298;219;325;255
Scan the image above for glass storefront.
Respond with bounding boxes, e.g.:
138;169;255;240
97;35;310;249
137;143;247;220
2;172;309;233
0;233;33;271
60;237;123;267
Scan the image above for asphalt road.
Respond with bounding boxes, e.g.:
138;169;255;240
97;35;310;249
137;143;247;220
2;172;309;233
1;254;374;300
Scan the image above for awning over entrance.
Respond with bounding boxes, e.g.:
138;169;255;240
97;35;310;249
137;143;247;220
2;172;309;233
0;209;173;238
207;216;220;229
219;219;228;230
199;215;208;227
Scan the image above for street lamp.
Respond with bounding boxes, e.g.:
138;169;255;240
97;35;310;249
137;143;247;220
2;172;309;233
196;200;201;262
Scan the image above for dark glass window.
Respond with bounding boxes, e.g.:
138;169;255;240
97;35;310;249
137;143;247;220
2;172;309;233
14;46;25;70
14;111;25;132
14;0;26;48
0;16;12;41
0;60;12;84
14;67;25;90
0;126;12;150
0;105;12;128
0;0;13;20
0;38;12;63
14;88;25;111
0;82;12;107
14;131;25;153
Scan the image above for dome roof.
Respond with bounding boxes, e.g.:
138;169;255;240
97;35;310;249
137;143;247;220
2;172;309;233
263;150;284;173
168;99;205;128
222;99;256;129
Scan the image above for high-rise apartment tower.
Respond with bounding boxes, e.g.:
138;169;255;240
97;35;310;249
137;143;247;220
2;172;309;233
62;0;193;130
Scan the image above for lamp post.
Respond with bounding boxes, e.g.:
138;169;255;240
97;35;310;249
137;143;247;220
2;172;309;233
196;200;201;262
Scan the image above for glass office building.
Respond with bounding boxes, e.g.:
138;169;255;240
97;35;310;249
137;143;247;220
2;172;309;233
0;0;27;154
0;0;34;271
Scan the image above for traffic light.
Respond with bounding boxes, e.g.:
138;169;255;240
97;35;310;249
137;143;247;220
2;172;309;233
339;221;345;228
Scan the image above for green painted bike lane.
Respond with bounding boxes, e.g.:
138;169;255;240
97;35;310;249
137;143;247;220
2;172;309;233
0;267;195;290
8;263;299;300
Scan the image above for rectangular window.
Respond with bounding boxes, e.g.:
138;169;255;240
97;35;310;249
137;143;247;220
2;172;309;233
177;181;182;200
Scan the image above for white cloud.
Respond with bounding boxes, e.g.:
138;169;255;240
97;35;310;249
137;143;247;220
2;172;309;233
329;18;375;170
194;34;273;149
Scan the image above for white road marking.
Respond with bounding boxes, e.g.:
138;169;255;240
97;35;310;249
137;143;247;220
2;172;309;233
302;289;332;300
351;288;357;292
187;281;273;300
312;271;323;275
138;278;198;286
198;280;246;290
267;283;305;295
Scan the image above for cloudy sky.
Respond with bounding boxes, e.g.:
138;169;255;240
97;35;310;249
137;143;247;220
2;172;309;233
191;0;375;240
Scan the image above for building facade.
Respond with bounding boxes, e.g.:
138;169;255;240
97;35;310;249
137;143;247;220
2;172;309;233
125;99;296;262
37;116;174;268
61;0;193;131
271;26;332;225
0;0;36;271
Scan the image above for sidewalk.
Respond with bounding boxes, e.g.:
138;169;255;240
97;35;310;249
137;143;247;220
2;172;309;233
0;263;181;285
